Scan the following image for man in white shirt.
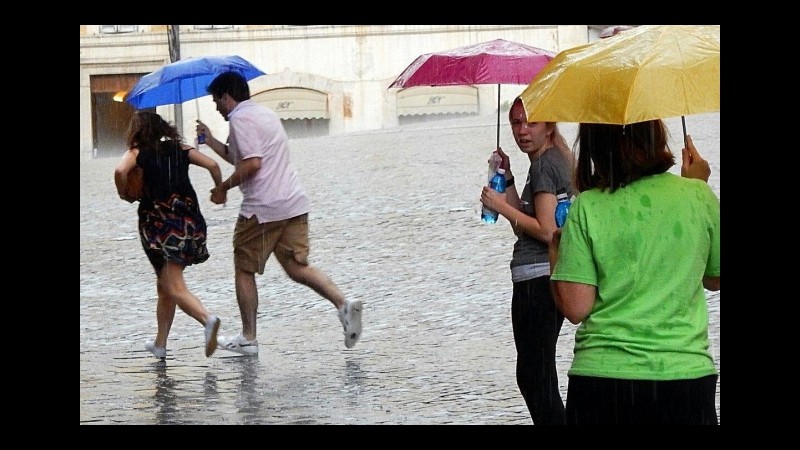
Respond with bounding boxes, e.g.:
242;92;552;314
197;71;362;355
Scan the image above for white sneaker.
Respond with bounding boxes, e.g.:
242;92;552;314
217;334;259;356
145;340;166;359
338;299;363;349
204;315;221;357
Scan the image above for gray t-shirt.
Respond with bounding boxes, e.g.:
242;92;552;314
510;147;574;279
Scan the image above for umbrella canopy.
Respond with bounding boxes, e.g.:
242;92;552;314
520;25;719;127
389;39;555;148
125;55;266;109
389;38;554;87
598;25;634;39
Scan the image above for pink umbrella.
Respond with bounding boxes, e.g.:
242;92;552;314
389;39;555;148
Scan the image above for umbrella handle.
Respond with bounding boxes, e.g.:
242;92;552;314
681;116;687;148
193;78;202;143
194;77;201;121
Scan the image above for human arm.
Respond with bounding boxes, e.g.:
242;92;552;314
681;135;710;182
196;120;234;165
186;146;223;188
553;281;596;324
113;148;139;203
482;147;526;232
494;148;518;193
703;207;720;291
209;156;261;204
482;187;558;243
548;227;596;324
488;148;562;242
701;178;720;292
494;147;522;216
703;276;720;291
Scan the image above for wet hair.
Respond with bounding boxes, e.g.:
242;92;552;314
546;122;572;164
126;111;181;153
573;119;675;193
207;71;251;102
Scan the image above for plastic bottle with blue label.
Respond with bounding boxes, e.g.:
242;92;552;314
555;193;572;228
481;168;507;224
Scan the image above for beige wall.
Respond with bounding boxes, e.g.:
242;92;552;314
80;25;589;160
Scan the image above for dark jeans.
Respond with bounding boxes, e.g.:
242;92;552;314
511;276;566;425
566;375;719;425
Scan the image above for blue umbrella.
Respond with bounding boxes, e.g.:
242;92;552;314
125;55;266;109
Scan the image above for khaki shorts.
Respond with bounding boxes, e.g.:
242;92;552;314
233;213;310;274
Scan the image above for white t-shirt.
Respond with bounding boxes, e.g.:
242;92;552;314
227;99;310;223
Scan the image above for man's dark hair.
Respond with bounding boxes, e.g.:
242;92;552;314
207;71;251;102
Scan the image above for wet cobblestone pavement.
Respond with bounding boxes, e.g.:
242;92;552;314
80;114;720;425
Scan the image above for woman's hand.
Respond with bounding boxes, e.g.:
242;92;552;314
495;147;512;174
681;135;710;182
481;185;507;211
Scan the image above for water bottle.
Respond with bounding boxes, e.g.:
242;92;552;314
481;168;507;224
197;132;206;144
555;193;572;228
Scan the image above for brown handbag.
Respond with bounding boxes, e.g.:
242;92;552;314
124;165;144;201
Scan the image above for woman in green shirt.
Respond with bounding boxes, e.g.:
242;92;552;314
549;120;720;425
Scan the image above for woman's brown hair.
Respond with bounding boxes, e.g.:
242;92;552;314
573;119;675;193
126;111;182;153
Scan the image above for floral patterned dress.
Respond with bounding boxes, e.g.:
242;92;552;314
136;139;209;274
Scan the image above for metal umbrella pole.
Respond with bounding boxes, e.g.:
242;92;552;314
168;24;183;136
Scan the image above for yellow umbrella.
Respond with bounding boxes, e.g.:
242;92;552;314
520;25;719;131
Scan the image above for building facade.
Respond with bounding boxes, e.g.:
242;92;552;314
80;25;591;160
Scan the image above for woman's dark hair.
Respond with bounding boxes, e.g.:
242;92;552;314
207;71;251;102
573;119;675;193
126;111;181;152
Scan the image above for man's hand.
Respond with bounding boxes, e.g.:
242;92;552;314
210;184;227;205
196;120;212;141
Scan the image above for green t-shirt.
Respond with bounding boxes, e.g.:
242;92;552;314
552;172;720;380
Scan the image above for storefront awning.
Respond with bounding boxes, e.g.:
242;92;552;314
252;87;329;119
396;85;478;116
